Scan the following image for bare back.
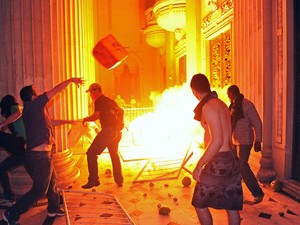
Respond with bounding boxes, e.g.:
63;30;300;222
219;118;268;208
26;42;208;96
201;98;232;153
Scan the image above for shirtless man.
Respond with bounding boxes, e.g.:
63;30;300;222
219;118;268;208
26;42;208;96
190;73;243;225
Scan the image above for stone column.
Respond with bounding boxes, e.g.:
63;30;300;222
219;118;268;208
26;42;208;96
0;0;100;190
233;0;276;182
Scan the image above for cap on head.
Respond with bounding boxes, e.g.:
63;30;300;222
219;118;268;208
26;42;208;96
86;83;102;93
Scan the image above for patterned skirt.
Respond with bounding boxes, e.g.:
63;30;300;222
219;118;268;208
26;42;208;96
192;151;243;210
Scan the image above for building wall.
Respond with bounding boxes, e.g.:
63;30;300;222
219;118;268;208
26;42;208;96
197;0;295;181
0;0;296;181
229;0;294;179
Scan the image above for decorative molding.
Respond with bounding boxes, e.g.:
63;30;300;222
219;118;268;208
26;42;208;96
202;9;233;40
210;30;231;88
174;34;186;57
202;0;233;88
202;0;233;39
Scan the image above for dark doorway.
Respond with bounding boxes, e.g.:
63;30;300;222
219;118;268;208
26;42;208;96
293;0;300;181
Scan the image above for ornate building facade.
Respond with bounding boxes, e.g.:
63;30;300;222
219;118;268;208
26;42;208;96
0;0;299;198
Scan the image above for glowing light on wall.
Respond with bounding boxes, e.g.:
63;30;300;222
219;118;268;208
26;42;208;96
153;0;186;32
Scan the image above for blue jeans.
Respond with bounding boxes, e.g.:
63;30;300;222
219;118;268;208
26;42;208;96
8;151;60;221
234;145;264;197
86;128;123;184
0;131;25;200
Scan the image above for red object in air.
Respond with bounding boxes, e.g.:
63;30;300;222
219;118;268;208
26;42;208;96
92;34;128;70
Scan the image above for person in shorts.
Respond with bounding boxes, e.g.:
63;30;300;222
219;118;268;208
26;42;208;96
190;74;243;225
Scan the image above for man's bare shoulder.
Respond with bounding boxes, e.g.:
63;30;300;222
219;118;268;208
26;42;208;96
204;98;228;111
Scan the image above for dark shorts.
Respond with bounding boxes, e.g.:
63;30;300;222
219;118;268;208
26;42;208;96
192;151;243;210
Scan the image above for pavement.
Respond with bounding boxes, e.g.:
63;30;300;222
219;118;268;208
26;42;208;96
0;142;300;225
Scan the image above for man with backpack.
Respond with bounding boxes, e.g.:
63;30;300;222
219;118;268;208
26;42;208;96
81;83;124;188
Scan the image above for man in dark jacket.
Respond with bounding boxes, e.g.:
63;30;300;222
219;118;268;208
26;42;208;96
227;85;264;204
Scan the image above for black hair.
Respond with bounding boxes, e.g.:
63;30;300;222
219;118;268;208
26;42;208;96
20;85;34;102
190;73;211;93
227;85;240;95
0;95;18;118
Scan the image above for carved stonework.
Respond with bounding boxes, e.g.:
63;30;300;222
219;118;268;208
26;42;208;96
202;0;233;29
211;39;221;87
210;30;231;88
202;0;233;88
221;0;233;14
223;32;231;86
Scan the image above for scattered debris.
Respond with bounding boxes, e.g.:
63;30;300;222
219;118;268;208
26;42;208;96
270;180;283;192
182;176;192;187
158;205;171;215
105;168;112;177
258;212;272;219
279;212;284;217
100;213;113;218
287;209;297;216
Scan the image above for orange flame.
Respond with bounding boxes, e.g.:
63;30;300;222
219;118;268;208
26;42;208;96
124;84;203;158
122;84;231;159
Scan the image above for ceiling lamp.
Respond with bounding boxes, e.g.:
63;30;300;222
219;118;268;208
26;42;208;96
153;0;186;32
144;25;166;48
144;7;166;48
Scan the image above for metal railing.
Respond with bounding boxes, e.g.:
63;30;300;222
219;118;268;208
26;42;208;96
123;107;154;127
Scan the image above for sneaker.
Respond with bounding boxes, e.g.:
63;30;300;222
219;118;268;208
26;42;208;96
81;181;100;189
47;208;65;217
0;199;15;207
2;210;20;225
254;194;264;204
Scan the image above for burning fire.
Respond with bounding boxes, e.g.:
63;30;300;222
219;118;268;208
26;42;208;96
124;83;231;159
126;83;203;158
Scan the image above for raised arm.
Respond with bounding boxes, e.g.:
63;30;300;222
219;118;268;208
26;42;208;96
46;78;85;100
0;108;22;130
